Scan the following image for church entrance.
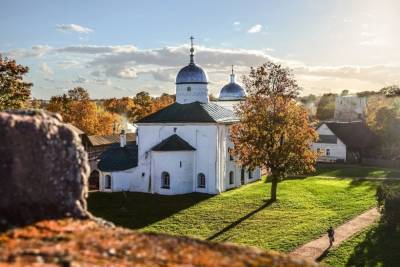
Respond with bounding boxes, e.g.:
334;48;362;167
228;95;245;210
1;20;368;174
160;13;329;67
89;170;100;190
241;168;245;185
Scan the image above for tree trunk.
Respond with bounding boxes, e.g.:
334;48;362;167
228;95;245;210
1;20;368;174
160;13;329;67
270;174;278;202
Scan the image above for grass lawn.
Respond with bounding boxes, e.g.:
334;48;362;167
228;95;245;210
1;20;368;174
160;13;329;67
322;223;400;266
88;175;380;253
314;164;400;178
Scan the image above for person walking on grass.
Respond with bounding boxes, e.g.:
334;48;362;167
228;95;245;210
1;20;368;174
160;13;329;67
327;226;335;247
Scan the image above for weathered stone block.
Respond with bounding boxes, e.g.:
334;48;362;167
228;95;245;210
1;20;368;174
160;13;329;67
0;110;90;230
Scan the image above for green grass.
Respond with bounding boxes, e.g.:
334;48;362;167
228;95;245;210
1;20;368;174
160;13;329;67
314;164;400;178
88;176;380;253
322;223;400;267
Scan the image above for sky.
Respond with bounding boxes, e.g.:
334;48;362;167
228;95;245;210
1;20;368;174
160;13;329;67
2;0;400;99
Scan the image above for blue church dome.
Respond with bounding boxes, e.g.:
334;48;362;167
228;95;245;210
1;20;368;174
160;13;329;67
219;83;246;100
176;64;208;84
176;36;208;85
219;67;246;100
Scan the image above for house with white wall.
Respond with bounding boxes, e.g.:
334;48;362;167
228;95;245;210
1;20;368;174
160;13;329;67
312;121;377;163
97;39;261;195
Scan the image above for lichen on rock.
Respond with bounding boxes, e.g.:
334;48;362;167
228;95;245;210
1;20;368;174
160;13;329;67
0;219;318;266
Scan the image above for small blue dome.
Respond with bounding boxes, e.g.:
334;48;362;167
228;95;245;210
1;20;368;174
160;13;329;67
219;82;246;100
176;64;208;84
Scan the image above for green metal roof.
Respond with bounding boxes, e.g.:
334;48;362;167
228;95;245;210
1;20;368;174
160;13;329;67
152;134;196;151
137;102;238;123
98;144;138;172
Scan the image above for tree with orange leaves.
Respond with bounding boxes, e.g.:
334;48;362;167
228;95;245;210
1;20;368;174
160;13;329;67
47;87;121;135
230;62;318;201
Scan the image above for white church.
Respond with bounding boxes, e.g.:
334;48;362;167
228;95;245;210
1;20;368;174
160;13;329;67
97;38;261;195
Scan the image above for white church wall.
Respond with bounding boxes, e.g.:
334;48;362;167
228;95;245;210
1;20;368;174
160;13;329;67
99;167;138;192
312;123;347;161
176;83;209;104
136;123;218;195
222;125;261;191
152;151;194;195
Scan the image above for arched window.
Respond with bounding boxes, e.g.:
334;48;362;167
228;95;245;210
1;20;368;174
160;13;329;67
89;170;100;190
161;172;170;189
228;148;234;161
229;171;234;185
198;173;206;188
248;170;253;179
104;175;112;189
241;168;245;185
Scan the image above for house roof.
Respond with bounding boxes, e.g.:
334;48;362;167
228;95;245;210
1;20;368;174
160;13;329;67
66;124;84;135
321;122;378;149
317;135;337;144
152;134;196;151
98;144;138;172
87;133;136;147
136;102;238;124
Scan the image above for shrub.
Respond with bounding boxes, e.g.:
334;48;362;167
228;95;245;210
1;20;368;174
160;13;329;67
376;184;400;230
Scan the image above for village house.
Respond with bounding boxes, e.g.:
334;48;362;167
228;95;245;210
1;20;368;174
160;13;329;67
312;121;377;163
97;39;261;195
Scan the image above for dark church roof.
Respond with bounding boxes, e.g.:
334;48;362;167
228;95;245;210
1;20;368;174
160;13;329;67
87;133;136;147
137;102;238;124
98;144;138;172
152;134;196;151
321;122;378;149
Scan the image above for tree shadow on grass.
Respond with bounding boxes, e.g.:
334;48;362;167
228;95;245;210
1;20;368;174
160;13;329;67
265;176;308;183
88;192;213;229
345;223;400;267
346;178;381;190
206;199;274;241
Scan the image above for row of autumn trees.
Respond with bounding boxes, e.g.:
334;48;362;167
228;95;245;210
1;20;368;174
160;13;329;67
0;54;174;135
47;89;174;135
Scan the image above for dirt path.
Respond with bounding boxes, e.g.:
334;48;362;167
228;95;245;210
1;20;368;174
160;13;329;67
289;208;380;262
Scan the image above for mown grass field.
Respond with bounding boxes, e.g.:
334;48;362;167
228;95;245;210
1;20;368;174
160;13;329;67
88;167;384;253
315;164;400;178
322;223;400;266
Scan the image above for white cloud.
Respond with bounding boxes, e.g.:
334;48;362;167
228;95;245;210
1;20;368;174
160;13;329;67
360;38;390;47
6;45;51;58
56;24;93;34
72;76;88;84
115;66;137;79
143;69;176;82
233;21;241;31
247;24;263;33
56;45;137;54
360;31;376;37
40;62;53;75
6;42;400;97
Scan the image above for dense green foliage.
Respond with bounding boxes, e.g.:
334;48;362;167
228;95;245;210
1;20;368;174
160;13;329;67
316;93;336;120
376;183;400;230
88;176;379;252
